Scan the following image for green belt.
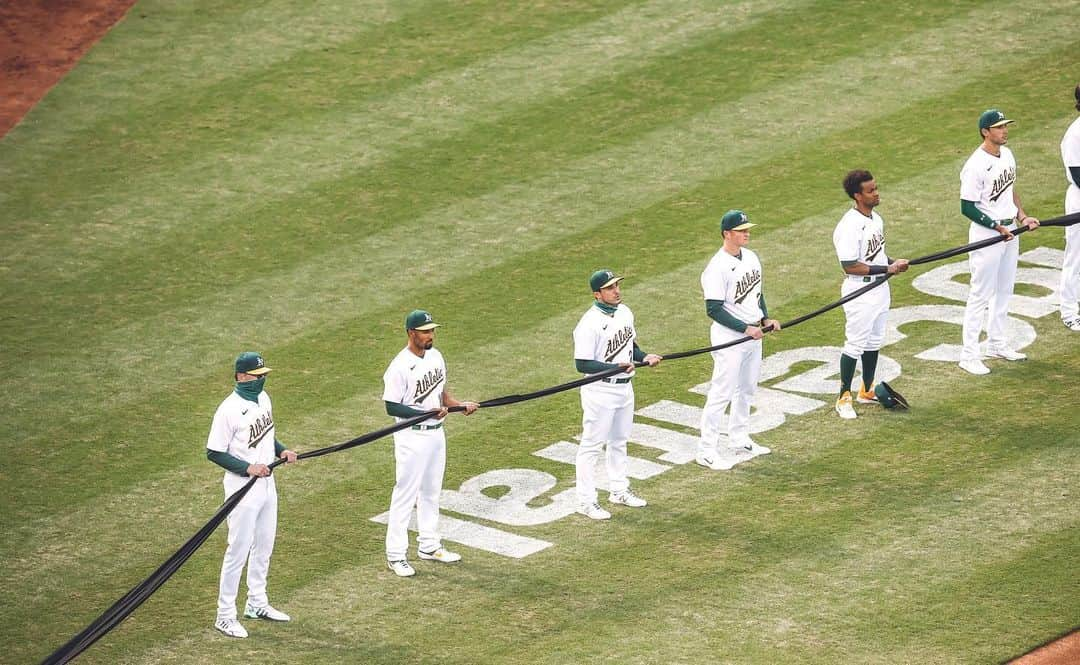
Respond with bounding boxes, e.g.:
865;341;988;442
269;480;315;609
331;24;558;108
601;377;632;384
411;423;443;431
860;275;887;283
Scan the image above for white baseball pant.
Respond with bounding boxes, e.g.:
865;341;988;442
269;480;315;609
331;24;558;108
961;222;1019;360
700;323;762;456
841;278;890;358
217;474;277;621
576;381;633;504
386;427;446;560
1060;185;1080;321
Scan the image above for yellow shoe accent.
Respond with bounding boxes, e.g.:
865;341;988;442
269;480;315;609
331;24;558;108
856;383;878;404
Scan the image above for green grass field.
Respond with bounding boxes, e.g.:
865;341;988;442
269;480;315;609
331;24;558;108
2;1;1079;663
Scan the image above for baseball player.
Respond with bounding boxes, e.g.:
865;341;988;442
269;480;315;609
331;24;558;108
383;310;478;577
958;108;1039;375
572;270;661;520
697;210;781;471
1059;84;1080;331
206;351;297;639
833;170;909;419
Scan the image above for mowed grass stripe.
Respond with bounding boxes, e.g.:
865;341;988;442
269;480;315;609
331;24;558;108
0;0;1003;319
0;0;431;157
3;0;1074;437
0;0;785;281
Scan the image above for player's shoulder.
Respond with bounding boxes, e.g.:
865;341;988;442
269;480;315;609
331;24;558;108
214;390;243;416
575;304;601;327
836;207;862;226
385;346;413;370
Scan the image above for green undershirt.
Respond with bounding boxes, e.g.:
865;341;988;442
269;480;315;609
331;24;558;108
207;438;288;476
961;199;1001;229
385;401;429;418
706;295;768;333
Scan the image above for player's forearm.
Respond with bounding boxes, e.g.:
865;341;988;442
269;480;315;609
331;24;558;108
706;299;748;333
207;449;251;476
960;199;999;228
1070;165;1080;189
441;389;469;409
385;400;428;418
575;359;621;374
632;343;646;362
758;293;768;319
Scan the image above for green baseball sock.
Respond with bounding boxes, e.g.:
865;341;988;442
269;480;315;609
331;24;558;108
840;353;857;395
861;350;879;391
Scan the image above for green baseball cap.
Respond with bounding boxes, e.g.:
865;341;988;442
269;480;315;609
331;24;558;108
235;351;271;375
978;108;1014;131
405;309;439;331
589;269;624;292
721;209;756;232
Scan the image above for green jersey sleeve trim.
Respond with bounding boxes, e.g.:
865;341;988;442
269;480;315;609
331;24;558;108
961;199;998;229
706;299;748;333
385;401;428;418
207;449;250;476
575;359;622;374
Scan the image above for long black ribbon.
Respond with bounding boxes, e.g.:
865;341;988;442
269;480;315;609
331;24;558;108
40;211;1080;664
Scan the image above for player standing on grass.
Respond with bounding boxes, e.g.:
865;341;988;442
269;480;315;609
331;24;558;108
833;170;909;419
383;310;478;577
697;211;781;471
573;270;661;520
207;352;297;639
1059;85;1080;332
957;108;1040;375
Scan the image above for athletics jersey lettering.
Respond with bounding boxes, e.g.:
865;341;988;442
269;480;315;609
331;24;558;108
865;231;885;262
247;411;274;448
733;269;762;305
413;367;446;403
603;325;634;362
988;166;1016;202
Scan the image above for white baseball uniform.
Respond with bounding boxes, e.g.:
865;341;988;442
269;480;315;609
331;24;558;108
573;303;638;504
959;144;1020;360
699;247;765;456
833;208;891;359
207;390;278;622
383;346;448;561
1060;115;1080;321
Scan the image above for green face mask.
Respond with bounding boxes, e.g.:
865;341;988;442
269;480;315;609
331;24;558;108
235;376;265;402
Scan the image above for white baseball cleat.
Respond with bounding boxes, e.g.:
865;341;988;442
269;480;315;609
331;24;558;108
609;490;647;507
214;618;248;638
1065;317;1080;332
418;547;462;563
958;359;990;375
695;453;737;471
387;559;417;577
835;391;857;419
577;502;612;520
731;436;770;456
985;347;1026;361
244;603;291;622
